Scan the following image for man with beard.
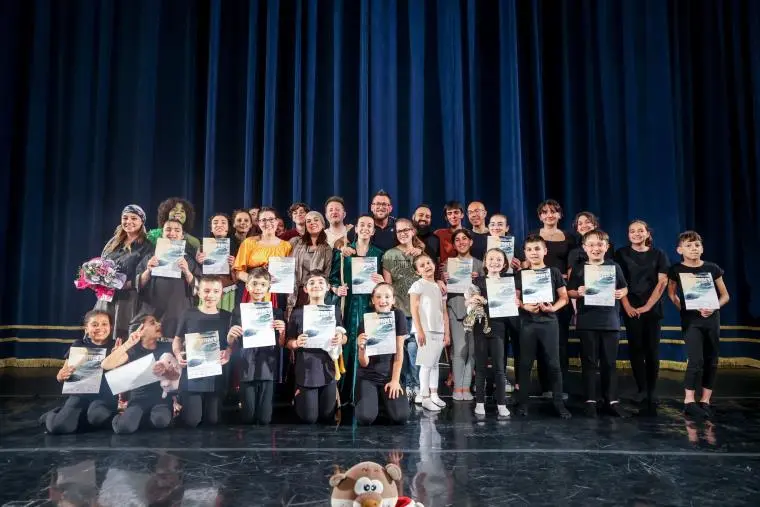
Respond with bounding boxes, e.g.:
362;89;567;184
324;196;353;248
412;205;440;262
346;190;397;252
467;201;489;260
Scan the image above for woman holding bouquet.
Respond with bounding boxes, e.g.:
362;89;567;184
97;205;152;340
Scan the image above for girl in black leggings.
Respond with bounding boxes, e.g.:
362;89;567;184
468;248;513;418
355;283;410;425
614;220;670;415
41;310;117;434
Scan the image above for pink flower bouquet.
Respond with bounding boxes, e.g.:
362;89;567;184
74;258;127;302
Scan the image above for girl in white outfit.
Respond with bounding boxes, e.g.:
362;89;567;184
409;254;450;412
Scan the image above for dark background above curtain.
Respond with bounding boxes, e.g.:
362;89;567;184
0;0;758;333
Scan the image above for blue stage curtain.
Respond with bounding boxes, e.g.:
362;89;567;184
0;0;759;365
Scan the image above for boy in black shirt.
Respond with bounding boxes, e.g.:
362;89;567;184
667;231;730;420
103;314;179;434
173;276;232;427
568;230;629;418
514;235;571;419
227;267;286;425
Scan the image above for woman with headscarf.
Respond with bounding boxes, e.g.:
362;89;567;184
96;205;153;340
146;197;200;252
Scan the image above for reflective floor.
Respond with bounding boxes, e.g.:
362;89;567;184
2;370;760;506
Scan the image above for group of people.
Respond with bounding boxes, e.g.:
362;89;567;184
42;192;730;435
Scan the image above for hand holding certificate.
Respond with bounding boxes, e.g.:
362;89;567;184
302;305;336;351
486;278;519;317
583;264;616;307
202;237;230;275
363;312;397;356
240;302;276;348
268;257;296;293
185;331;222;379
679;272;720;310
447;258;474;294
152;238;186;278
351;257;378;295
520;268;554;304
62;347;107;394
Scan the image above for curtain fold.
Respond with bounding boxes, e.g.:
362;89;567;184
1;0;759;358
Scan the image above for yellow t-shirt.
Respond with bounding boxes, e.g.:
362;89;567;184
233;238;293;274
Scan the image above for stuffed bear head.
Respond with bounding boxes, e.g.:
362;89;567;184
329;461;422;507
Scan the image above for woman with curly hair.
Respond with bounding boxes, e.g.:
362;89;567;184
146;198;200;252
96;205;153;340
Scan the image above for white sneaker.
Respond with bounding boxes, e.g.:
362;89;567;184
474;403;486;415
462;391;474;401
422;398;442;412
541;391;553;399
430;394;447;408
497;405;511;418
452;391;464;401
505;380;514;393
414;393;423;404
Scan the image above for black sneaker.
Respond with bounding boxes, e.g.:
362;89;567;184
684;402;706;420
631;391;647;404
554;402;572;420
516;405;528;417
583;402;598;418
606;402;631;418
699;402;714;419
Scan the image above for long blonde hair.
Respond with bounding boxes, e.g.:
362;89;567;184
102;224;147;255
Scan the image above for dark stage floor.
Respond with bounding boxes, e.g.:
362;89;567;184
2;369;760;506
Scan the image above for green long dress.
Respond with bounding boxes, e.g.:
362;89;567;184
329;242;384;403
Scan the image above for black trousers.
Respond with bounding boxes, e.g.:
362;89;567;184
180;392;221;427
518;320;563;404
624;312;661;397
294;381;337;424
473;326;506;405
354;378;409;425
44;396;116;435
684;324;720;391
537;306;570;391
579;330;620;403
504;317;521;386
112;400;172;434
240;380;274;425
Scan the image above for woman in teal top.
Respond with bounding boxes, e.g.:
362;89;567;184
330;214;385;404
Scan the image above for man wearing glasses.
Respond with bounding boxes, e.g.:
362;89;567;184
467;201;489;260
358;190;397;252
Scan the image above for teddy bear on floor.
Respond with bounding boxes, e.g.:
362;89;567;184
329;461;423;507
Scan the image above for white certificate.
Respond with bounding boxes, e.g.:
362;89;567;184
62;347;107;395
241;302;276;348
679;272;720;310
268;256;296;293
363;312;397;357
185;331;222;379
351;257;378;295
202;237;230;275
447;258;473;294
486;278;519;318
303;304;336;351
152;238;186;278
104;353;161;395
584;264;617;307
520;268;554;304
